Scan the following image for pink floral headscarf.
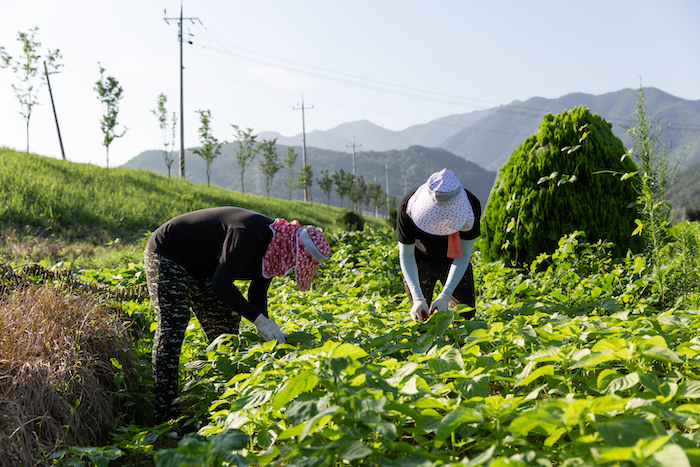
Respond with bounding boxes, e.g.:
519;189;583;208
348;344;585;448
262;218;332;291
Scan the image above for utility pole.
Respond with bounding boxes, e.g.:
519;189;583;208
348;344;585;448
385;162;390;219
44;61;65;160
293;94;313;201
346;136;362;180
164;1;200;180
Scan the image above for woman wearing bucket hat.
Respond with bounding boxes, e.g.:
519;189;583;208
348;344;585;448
144;206;331;424
396;168;482;323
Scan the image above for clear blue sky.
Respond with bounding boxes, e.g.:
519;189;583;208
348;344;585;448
1;0;698;167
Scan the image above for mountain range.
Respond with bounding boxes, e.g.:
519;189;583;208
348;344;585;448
125;87;700;220
258;87;700;171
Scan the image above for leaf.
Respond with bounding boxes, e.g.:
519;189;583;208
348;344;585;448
638;371;678;400
597;369;639;394
515;364;554;387
515;324;539;345
386;362;419;387
526;346;563;362
508;407;561;436
277;422;304;441
300;405;339;440
322;341;368;359
639;345;683;364
272;370;319;411
426;309;453;337
591;446;635;462
435;406;483;441
339;440;373;461
399;375;431;395
586;395;628;414
569;350;618;369
632;219;643;236
209;429;250;453
652;443;692;467
428;346;464;374
286;331;317;344
596;417;661;447
591;337;627;352
537;172;558;185
463;445;495;467
679;379;700;399
455;374;490;398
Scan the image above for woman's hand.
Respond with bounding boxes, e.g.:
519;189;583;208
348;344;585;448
410;298;431;322
254;314;287;343
430;294;451;314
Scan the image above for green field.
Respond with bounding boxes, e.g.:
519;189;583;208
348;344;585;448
2;147;700;467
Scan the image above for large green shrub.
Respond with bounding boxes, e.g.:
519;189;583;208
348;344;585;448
483;106;642;265
338;210;365;231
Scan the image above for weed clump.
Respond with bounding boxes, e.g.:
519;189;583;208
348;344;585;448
0;284;138;466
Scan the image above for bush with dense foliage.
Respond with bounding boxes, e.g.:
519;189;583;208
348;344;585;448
339;210;365;231
483;106;643;265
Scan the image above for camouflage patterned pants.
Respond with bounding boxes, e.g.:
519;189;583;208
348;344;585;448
144;248;242;424
403;257;476;320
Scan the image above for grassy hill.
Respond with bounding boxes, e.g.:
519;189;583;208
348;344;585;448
0;147;385;245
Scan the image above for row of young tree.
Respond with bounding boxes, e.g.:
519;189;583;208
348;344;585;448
1;26;393;217
153;94;393;217
1;27;127;168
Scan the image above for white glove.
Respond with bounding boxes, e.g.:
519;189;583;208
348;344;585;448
409;298;431;322
253;314;287;343
430;294;451;314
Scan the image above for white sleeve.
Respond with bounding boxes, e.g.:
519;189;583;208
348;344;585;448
439;238;475;299
398;242;424;300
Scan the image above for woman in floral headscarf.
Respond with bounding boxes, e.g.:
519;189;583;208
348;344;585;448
144;206;331;424
396;168;482;323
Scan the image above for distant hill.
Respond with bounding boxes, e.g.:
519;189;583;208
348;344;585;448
258;88;700;171
124;145;496;213
668;162;700;222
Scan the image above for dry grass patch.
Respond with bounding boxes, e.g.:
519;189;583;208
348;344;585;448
0;283;137;466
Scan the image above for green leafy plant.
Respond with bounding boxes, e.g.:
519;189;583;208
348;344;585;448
623;81;683;306
6;147;700;466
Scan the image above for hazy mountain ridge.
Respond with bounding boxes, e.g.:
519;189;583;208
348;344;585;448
259;88;700;171
125;87;700;220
